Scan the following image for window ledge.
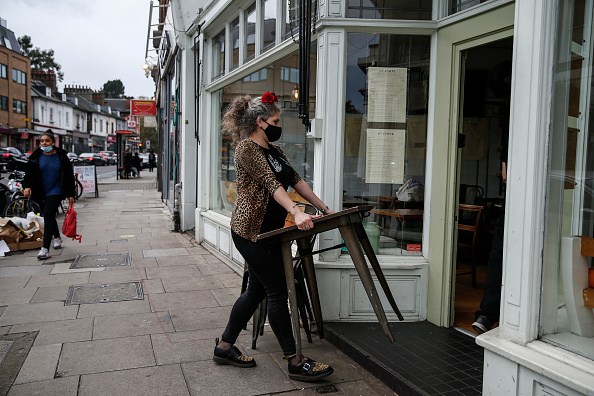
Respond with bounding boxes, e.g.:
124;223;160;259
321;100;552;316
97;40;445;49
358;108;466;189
476;328;594;395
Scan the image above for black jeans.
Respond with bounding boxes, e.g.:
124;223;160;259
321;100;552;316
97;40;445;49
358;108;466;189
475;213;505;324
222;231;296;356
43;195;62;249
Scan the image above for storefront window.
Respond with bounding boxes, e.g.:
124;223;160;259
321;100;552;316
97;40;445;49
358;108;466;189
448;0;493;16
231;17;240;71
263;0;276;52
344;33;430;256
285;0;299;40
245;3;257;62
542;0;594;360
212;29;225;80
211;50;316;214
347;0;432;20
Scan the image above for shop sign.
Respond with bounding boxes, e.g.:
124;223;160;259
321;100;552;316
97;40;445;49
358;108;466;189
107;136;117;143
88;138;93;147
21;132;29;139
130;100;157;116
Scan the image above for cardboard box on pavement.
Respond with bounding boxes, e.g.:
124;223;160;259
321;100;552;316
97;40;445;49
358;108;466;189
0;217;44;251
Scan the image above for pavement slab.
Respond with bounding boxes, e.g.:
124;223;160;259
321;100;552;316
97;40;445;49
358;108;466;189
145;265;202;280
160;275;226;293
214;272;243;288
0;266;51;278
76;298;151;319
195;261;235;276
10;318;93;347
57;335;155;377
210;287;242;307
142;248;190;258
88;267;147;284
6;376;79;396
25;272;91;288
155;255;207;267
0;277;30;291
150;328;233;365
92;312;174;340
0;287;37;305
141;279;165;294
30;286;71;303
0;302;79;326
148;290;220;312
78;364;190;396
181;354;296;396
168;306;233;332
14;343;61;385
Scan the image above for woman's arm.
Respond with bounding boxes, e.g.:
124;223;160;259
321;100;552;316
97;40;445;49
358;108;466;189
293;180;336;215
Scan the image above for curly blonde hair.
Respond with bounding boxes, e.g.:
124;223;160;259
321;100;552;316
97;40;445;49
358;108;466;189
221;95;281;146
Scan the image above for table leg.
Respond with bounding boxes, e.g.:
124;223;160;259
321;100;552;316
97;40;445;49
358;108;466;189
339;224;395;343
281;240;302;356
353;222;404;321
296;237;325;339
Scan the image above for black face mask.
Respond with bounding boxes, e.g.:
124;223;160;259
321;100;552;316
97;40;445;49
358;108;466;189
262;120;282;142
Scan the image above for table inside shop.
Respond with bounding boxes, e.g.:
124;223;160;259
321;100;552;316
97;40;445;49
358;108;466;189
257;205;404;356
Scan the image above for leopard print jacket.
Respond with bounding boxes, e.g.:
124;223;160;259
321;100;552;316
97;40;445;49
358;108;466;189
230;138;302;242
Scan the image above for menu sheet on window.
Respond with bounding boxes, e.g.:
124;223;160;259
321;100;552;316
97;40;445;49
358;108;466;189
367;67;408;123
365;128;405;184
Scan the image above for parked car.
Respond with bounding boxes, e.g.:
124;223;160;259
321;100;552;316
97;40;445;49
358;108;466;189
138;153;149;168
98;151;116;165
67;153;80;163
0;147;27;171
78;153;107;166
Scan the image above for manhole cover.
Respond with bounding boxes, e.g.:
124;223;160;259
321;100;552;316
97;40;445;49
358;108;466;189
70;253;131;269
110;239;128;243
65;282;143;305
0;340;14;366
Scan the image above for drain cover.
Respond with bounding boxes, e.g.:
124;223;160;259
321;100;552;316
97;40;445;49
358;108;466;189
65;282;143;305
315;385;339;394
70;253;131;269
0;340;14;366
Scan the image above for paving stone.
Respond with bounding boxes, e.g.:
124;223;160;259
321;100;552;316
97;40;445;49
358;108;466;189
57;335;155;377
211;287;242;307
196;262;235;276
78;364;190;396
10;318;93;346
148;290;220;312
0;326;10;336
14;343;61;384
88;267;146;284
141;278;165;294
0;302;78;326
31;286;71;303
276;380;382;395
215;272;243;288
155;255;207;266
126;256;158;268
7;376;79;396
49;263;105;275
0;287;37;305
0;276;30;290
92;312;174;340
0;266;51;278
145;265;201;280
142;248;190;258
161;275;225;293
184;246;212;255
107;243;152;253
181;354;296;396
25;272;91;288
77;299;151;319
168;306;233;333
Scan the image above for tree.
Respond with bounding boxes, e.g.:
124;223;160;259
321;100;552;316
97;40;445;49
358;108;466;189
17;35;64;81
102;79;126;98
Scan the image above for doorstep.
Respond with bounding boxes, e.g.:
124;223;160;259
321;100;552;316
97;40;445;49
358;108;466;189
324;321;484;396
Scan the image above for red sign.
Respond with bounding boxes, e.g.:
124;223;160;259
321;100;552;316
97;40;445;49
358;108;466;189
130;100;157;116
406;244;422;252
115;130;136;135
21;132;29;139
107;136;117;143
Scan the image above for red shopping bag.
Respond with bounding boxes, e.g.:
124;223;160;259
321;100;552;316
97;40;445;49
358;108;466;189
62;203;82;243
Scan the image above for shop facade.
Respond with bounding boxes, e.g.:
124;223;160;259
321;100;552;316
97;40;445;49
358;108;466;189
156;0;593;393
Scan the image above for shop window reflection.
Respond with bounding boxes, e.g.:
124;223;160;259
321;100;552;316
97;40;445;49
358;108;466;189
347;0;432;20
245;3;257;62
344;33;430;256
211;49;317;215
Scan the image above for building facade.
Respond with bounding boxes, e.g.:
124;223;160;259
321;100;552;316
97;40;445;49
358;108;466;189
153;0;594;394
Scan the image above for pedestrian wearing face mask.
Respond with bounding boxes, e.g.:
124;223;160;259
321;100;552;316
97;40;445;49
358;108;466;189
213;93;336;382
23;130;75;260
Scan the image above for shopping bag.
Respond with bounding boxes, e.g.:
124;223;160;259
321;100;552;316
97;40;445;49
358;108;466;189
62;204;82;243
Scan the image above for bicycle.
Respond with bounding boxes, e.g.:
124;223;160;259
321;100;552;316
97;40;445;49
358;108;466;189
3;196;41;218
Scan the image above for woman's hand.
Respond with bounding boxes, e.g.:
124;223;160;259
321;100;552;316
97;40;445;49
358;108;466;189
23;188;32;198
69;197;75;205
294;210;315;231
323;208;337;216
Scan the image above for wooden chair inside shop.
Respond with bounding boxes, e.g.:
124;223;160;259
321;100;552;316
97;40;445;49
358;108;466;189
240;191;318;349
374;195;397;231
456;204;485;288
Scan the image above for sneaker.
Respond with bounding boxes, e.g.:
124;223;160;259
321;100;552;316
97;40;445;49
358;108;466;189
37;247;51;260
472;315;492;334
53;238;62;249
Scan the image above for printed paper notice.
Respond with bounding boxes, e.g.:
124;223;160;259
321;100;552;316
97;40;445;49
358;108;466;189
365;129;405;184
73;166;96;193
367;68;407;123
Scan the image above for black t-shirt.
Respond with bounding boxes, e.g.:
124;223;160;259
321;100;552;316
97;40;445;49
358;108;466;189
259;145;296;233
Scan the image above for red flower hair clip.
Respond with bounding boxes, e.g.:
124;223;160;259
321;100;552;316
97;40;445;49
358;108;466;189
261;92;278;105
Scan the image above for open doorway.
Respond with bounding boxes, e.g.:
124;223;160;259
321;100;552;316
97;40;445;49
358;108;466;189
453;37;513;333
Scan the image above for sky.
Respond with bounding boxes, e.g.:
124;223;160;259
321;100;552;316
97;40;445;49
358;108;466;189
2;0;157;99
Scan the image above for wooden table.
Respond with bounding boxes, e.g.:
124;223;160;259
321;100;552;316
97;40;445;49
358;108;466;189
257;205;403;356
369;208;424;220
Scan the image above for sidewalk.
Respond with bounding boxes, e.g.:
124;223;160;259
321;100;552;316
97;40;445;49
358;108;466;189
0;171;393;396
